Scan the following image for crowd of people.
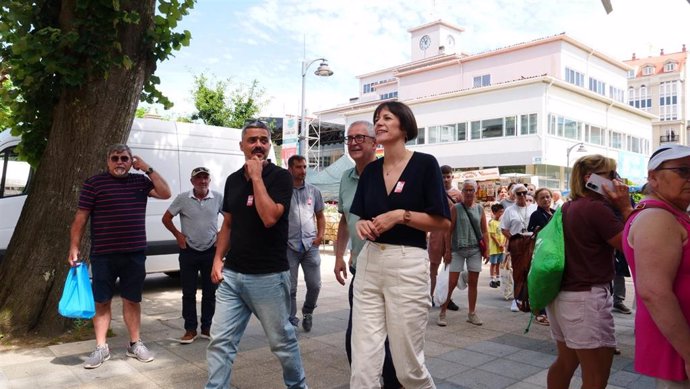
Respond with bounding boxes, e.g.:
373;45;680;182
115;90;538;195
66;101;690;388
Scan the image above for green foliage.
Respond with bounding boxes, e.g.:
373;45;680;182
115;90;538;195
191;74;232;127
0;0;195;166
135;106;151;118
191;73;268;129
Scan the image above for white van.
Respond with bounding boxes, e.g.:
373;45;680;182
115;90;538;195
0;118;246;274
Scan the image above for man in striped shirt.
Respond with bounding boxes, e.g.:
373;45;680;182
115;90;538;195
67;144;171;369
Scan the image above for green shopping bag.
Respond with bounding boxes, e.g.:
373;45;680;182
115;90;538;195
527;206;565;314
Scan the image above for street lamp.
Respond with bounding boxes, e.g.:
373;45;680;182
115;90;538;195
300;58;333;167
565;142;587;189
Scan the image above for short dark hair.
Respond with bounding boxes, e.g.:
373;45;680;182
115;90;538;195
241;120;270;138
491;203;504;213
287;154;306;167
440;165;453;175
373;101;418;141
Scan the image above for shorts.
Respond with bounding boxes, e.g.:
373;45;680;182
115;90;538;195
656;379;690;389
545;284;615;349
489;253;504;265
450;246;482;273
91;251;147;303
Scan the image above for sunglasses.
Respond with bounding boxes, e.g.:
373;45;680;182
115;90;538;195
515;191;528;196
656;166;690;179
110;155;130;163
593;171;619;180
345;135;375;145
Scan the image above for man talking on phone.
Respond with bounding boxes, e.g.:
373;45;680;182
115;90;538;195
205;121;307;389
67;144;171;369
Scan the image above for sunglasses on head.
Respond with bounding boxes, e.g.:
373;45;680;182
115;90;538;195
110;155;130;163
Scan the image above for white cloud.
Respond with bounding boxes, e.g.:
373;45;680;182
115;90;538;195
156;0;690;119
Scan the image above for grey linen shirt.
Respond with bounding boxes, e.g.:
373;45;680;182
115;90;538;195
287;183;324;252
166;190;223;251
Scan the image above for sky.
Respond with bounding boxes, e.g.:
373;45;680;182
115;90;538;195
153;0;690;121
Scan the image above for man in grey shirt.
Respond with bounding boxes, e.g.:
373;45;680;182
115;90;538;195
162;167;223;343
286;155;325;332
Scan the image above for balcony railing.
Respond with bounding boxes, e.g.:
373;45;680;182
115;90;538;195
660;134;680;143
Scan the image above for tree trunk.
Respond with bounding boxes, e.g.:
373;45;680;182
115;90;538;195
0;1;157;337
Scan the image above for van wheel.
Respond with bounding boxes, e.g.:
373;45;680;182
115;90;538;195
164;271;180;278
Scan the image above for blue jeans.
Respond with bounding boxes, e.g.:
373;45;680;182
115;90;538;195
179;246;216;331
205;269;306;389
287;246;321;324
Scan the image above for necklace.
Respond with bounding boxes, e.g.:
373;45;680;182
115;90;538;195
384;154;409;176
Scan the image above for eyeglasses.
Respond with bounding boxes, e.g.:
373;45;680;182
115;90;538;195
345;135;375;145
110;155;130;163
515;191;528;196
593;171;619;180
656;166;690;179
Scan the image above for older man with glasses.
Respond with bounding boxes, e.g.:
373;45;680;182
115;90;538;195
500;183;537;312
68;144;171;369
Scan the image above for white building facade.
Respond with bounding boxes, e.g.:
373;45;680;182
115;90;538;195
317;20;654;189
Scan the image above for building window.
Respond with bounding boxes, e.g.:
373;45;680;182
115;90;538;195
660;80;679;121
473;74;490;88
505;116;516;136
457;122;467;141
630;85;652;111
643;65;654;76
585;124;604;146
627;69;636;79
565;68;585;87
588;77;606;95
471;121;481;139
609;131;623;149
609;86;624;103
664;61;677;72
380;91;398;100
628;87;635;107
520;113;538;135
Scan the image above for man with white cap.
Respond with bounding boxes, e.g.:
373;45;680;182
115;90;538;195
162;167;223;343
500;183;537;312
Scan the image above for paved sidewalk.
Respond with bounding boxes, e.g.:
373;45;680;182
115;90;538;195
0;249;650;389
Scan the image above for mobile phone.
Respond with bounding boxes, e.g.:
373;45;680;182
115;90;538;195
585;173;614;196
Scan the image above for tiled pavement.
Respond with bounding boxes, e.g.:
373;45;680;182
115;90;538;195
0;248;652;388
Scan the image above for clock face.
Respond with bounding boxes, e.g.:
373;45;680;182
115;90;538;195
446;35;455;47
419;35;431;50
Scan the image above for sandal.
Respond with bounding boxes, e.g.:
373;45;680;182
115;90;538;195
535;314;550;326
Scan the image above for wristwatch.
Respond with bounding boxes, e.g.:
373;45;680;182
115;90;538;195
145;167;154;175
403;210;412;224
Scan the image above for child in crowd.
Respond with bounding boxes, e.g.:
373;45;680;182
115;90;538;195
487;203;505;288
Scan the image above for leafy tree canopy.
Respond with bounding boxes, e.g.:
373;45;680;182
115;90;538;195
190;73;268;129
0;0;194;166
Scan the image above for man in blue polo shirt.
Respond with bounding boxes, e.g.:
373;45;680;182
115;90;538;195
67;144;171;369
286;154;325;332
205;121;307;389
162;167;223;344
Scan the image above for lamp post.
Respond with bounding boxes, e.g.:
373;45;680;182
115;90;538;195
300;58;333;167
565;142;587;189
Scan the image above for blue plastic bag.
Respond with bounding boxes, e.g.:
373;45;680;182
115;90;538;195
58;263;95;319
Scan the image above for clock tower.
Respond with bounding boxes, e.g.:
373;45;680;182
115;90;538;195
408;20;465;61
